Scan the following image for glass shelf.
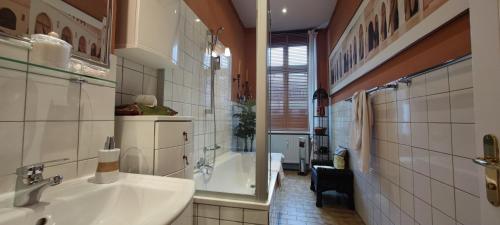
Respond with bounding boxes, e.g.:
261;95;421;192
0;55;116;88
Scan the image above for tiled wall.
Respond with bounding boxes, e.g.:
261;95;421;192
115;1;234;172
0;42;115;195
114;58;158;106
194;203;269;225
331;58;480;225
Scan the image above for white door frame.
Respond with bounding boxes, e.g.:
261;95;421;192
469;0;500;224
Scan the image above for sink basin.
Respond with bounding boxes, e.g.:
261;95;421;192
0;173;194;225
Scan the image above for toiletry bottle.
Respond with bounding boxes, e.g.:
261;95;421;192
95;136;120;184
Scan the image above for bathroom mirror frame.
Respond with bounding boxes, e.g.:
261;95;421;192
0;0;114;68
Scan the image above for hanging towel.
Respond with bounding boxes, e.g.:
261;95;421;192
350;90;373;173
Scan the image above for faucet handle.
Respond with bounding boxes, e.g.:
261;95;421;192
16;158;69;183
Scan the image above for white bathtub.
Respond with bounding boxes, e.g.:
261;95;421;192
194;152;257;195
193;151;283;196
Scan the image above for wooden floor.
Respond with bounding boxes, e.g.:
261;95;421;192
270;171;365;225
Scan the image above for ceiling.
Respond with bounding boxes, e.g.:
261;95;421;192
231;0;337;32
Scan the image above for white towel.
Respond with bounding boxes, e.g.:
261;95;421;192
135;95;158;107
350;90;373;173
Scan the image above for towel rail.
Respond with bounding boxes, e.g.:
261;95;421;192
342;54;472;102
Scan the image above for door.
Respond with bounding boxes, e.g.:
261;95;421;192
469;0;500;224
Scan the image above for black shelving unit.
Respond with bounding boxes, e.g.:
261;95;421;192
312;88;330;161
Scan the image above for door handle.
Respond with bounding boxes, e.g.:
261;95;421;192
183;155;189;165
473;134;500;206
183;131;188;142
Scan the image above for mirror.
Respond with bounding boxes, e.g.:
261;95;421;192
0;0;112;67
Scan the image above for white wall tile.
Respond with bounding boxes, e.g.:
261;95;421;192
413;172;431;203
425;67;449;95
399;145;412;169
397;84;410;100
387;102;398;122
455;189;480;225
410;76;426;98
453;156;479;196
122;68;143;95
198;204;220;219
428;123;452;154
450;88;474;123
143;75;158;95
431;180;455;218
451;124;476;159
198;217;220;225
400;189;414;217
398;123;411;146
0;68;26;121
410;97;427;123
429;151;453;186
414;197;432;225
400;166;413;193
80;84;115;120
116;65;123;92
123;58;143;72
432;208;455;225
448;59;472;91
397;100;411;122
25;75;80;121
77;158;98;177
411;123;428;149
0;122;23;175
78;121;114;160
23;122;78;166
44;162;77;181
427;93;450;123
220;207;243;222
412;148;430;176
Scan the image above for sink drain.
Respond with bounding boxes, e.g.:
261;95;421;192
35;218;48;225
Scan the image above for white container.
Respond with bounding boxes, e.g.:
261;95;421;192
95;148;121;184
30;33;72;69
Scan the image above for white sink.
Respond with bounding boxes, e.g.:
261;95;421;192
0;173;194;225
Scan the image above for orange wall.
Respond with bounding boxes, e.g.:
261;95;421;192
327;0;363;52
330;12;471;103
184;0;247;101
244;28;256;99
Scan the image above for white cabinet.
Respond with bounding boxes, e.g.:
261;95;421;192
115;116;193;178
115;0;181;68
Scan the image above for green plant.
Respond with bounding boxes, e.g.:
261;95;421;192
233;100;256;152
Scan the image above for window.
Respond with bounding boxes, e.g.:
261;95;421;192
61;27;72;46
268;32;308;131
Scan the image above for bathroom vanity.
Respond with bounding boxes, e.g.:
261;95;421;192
115;116;194;178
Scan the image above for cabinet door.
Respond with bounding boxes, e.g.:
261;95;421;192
154;146;184;176
155;122;192;149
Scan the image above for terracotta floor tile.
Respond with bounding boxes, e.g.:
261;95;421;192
271;171;364;225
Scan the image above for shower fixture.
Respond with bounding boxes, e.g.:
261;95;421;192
197;27;225;174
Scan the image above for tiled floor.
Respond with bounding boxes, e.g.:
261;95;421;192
271;171;364;225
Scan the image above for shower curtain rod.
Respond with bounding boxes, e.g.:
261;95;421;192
342;54;472;102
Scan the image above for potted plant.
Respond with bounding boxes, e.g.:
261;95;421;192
233;100;256;152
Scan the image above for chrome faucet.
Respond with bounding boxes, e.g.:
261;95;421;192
13;160;65;207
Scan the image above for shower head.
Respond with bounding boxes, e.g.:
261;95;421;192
212;27;224;46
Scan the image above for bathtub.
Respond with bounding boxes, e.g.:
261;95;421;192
194;152;257;195
192;151;283;224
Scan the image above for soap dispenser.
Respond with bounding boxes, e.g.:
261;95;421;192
95;136;120;184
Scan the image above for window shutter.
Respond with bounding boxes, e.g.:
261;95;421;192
268;32;309;131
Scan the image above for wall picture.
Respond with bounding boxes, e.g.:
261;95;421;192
329;0;449;88
0;0;111;66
